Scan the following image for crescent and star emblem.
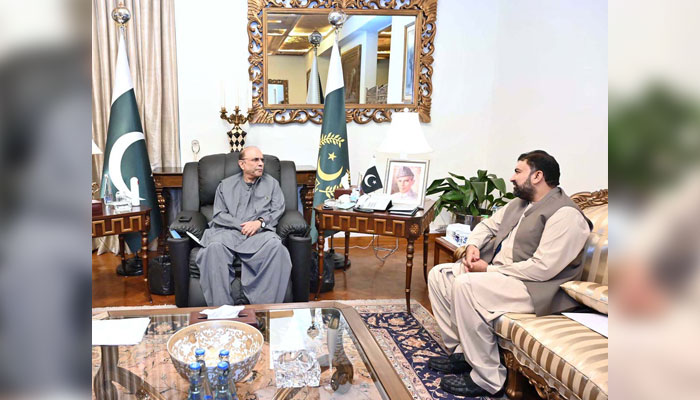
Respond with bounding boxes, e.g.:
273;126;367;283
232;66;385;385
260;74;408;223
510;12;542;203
363;174;376;186
108;131;146;200
316;157;344;181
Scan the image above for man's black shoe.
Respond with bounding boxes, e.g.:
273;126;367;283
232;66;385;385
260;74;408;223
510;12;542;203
427;353;472;374
439;372;504;397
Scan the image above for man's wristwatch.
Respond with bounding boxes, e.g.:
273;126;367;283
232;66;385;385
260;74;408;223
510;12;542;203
257;217;265;229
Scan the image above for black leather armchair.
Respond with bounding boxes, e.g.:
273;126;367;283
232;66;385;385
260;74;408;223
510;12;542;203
167;153;311;307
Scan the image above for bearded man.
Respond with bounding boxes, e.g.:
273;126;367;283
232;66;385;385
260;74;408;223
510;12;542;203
427;150;592;397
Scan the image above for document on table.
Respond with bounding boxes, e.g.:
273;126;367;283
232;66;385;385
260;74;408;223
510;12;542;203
562;312;608;338
92;318;151;345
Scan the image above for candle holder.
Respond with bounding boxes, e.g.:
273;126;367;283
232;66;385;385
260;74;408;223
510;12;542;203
220;106;251;153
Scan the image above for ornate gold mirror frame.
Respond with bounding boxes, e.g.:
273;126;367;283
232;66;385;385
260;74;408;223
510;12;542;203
247;0;437;124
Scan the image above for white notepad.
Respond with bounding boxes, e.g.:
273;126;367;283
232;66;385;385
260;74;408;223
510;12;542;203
92;318;151;346
562;312;608;338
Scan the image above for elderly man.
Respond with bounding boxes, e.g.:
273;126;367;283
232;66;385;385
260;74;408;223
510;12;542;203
427;150;592;397
195;146;292;306
391;166;418;203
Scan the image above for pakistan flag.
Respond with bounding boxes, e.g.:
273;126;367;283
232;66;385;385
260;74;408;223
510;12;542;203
100;30;162;253
311;38;349;242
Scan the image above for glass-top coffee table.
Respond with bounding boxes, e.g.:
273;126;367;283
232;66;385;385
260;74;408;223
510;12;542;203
92;301;411;399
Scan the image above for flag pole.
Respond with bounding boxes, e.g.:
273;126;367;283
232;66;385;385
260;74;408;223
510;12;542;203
329;9;353;188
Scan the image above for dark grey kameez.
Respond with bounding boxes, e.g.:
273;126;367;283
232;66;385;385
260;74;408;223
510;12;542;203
195;173;291;305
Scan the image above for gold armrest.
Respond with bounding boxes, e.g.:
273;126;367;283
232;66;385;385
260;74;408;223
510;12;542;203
454;245;467;261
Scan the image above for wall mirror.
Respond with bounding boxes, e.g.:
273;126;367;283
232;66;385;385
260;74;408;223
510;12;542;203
247;0;437;124
267;79;289;104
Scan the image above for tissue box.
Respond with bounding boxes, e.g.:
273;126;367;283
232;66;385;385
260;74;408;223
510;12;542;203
446;223;471;247
188;310;258;327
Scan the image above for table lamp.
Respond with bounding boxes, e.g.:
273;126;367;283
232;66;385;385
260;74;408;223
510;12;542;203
377;109;433;158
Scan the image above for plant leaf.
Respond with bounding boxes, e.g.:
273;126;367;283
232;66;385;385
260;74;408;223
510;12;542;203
470;181;487;203
477;169;488;180
426;178;445;192
489;177;507;194
469;203;480;216
448;172;467;181
442;190;464;201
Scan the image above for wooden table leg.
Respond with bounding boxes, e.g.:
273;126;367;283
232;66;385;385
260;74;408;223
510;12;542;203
142;215;152;303
433;239;440;271
344;231;350;269
315;231;324;301
405;239;414;313
118;235;126;267
423;229;429;283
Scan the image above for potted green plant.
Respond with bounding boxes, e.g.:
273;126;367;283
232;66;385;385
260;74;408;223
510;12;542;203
426;169;515;228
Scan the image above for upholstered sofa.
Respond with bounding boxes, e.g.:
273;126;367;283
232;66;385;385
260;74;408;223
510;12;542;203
495;190;609;400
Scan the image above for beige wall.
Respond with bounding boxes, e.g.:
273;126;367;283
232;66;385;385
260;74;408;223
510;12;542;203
175;0;608;228
267;55;307;104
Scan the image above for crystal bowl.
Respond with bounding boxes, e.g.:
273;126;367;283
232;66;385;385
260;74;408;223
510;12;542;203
167;320;263;383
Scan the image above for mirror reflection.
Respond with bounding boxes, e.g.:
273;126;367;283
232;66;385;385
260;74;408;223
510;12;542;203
266;13;417;106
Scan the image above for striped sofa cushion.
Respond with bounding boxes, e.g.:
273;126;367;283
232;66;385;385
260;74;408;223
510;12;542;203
561;281;608;314
580;205;608;285
496;314;608;400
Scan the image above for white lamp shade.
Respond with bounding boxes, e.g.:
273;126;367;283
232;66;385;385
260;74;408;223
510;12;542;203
92;139;102;155
377;110;433;155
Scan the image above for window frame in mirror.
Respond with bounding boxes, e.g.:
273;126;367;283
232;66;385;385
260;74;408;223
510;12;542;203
247;0;437;125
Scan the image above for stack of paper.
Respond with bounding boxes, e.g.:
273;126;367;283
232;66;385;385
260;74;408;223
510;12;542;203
92;318;151;345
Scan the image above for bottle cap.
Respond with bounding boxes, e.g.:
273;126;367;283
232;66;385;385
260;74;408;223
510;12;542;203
219;349;230;357
189;362;201;371
217;361;229;370
195;348;205;356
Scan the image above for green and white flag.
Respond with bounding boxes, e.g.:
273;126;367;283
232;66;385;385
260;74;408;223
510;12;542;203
311;39;349;242
306;51;323;104
100;31;162;252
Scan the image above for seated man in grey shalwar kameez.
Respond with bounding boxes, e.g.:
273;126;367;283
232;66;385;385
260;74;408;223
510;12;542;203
195;146;292;306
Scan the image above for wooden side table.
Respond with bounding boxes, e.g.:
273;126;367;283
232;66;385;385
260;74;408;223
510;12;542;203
314;201;436;312
434;236;459;267
92;204;152;302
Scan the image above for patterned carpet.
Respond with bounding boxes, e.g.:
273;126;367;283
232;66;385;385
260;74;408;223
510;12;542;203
342;299;508;400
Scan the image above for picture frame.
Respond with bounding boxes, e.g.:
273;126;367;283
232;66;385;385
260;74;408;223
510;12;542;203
341;44;362;104
402;22;416;103
384;159;430;208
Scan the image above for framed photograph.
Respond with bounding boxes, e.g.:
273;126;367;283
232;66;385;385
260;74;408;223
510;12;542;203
341;45;362;104
384;159;430;208
402;22;416;103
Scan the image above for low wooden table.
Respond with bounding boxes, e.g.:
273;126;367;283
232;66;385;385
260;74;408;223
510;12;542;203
92;204;152;302
314;201;436;312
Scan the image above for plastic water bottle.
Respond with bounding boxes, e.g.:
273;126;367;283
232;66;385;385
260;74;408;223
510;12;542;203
103;174;113;203
350;186;360;203
218;349;230;364
195;348;207;377
187;362;203;400
195;348;212;395
214;361;237;400
219;349;234;387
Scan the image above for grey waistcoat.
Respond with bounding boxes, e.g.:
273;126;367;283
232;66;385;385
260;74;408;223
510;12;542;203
480;187;592;316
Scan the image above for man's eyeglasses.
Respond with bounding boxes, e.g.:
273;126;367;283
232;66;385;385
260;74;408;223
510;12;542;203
241;157;264;163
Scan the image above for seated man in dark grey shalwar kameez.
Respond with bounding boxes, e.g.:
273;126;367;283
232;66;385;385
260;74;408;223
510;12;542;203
195;146;292;306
